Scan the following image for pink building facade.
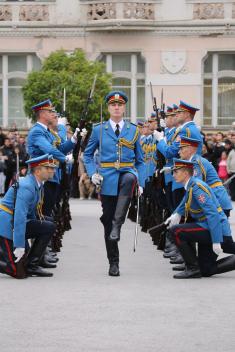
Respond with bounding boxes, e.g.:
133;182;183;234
0;0;235;130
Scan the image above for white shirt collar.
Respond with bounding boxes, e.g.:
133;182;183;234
189;154;196;162
37;121;48;130
109;118;124;132
184;177;191;190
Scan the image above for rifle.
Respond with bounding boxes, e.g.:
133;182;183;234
71;75;97;197
13;152;27;279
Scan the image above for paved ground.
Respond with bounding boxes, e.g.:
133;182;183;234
0;199;235;352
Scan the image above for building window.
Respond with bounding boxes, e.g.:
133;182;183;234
102;53;145;122
0;54;41;129
203;53;235;128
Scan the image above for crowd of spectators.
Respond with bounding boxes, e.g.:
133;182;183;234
0;126;28;196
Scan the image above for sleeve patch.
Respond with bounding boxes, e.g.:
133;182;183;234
198;194;206;203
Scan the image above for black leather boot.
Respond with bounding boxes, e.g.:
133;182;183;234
170;253;184;264
109;196;131;241
109;263;120;276
172;264;185;271
40;256;57;269
27;236;53;277
173;241;201;279
163;250;178;258
216;255;235;274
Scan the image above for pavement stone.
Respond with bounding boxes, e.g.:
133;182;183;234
0;199;235;352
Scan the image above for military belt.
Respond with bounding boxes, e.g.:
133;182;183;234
209;181;223;188
198;206;222;221
100;162;134;169
0;204;13;215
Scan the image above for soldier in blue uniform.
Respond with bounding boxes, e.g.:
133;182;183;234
84;90;146;276
0;154;58;278
154;101;203;209
166;159;235;279
27;99;78;216
177;136;232;216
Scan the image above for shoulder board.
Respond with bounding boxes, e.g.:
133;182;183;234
195;182;211;196
130;122;137;127
93;122;105;127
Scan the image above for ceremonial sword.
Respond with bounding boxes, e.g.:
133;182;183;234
133;186;140;253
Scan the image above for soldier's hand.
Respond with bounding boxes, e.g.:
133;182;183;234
13;248;25;263
160;119;166;128
65;154;74;164
212;243;222;256
138;186;143;196
80;128;88;138
153;130;164;142
71;128;80;143
91;173;103;186
165;213;181;228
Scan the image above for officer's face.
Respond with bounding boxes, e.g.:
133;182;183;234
108;102;125;120
149;121;157;131
42;110;57;125
39;166;55;181
47;167;56;180
179;145;195;160
172;168;189;184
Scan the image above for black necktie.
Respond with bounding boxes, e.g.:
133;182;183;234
115;124;120;137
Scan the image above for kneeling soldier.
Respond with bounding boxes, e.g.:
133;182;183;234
0;154;57;278
166;159;234;279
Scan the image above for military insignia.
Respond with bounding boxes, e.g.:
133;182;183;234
198;194;206;203
114;94;120;100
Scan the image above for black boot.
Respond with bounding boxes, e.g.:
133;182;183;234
173;241;201;279
40;255;57;269
109;196;131;241
109;263;120;276
27;237;53;277
163;250;178;258
216;255;235;274
172;264;185;271
170;253;184;264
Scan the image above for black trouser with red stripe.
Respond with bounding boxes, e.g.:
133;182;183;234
0;219;55;278
169;223;212;273
170;223;235;276
100;172;136;265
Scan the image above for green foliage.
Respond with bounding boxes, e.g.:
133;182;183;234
22;49;112;127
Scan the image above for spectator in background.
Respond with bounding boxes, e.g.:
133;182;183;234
1;137;14;192
224;139;234;156
213;132;225;170
218;151;229;182
0;127;6;147
227;143;235;201
0;150;7;196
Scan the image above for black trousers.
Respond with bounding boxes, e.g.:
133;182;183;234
42;181;60;217
100;172;136;264
0;219;55;277
170;223;235;276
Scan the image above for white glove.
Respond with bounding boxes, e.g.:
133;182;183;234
13;248;25;263
212;243;223;256
153;130;164;142
160;166;172;174
80;128;88;138
164;213;181;228
91;173;103;186
160;119;166;128
65;154;74;164
71;128;80;143
138;186;143;196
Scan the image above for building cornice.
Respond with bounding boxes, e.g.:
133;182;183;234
0;21;235;37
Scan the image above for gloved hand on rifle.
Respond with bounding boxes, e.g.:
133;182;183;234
138;186;143;196
65;154;74;164
164;213;181;228
13;248;25;263
153;130;165;142
160;118;166;128
91;173;103;186
71;128;80;143
80;128;88;138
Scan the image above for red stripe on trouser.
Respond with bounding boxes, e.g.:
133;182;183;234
175;227;206;246
4;239;17;276
131;179;137;197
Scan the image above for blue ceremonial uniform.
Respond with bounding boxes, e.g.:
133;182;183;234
84;120;146;195
141;134;157;180
0;174;41;248
27;123;74;163
175;176;231;243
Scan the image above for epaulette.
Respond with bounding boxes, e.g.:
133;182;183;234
195;182;211;196
93;121;106;127
130;122;137;127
